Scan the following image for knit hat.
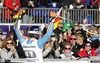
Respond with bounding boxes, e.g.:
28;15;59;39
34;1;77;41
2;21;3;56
91;36;99;42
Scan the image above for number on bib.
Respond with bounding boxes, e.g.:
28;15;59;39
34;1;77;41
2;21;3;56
25;50;36;58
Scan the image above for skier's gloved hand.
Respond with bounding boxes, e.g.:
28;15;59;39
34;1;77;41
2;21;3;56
51;7;62;23
18;9;26;19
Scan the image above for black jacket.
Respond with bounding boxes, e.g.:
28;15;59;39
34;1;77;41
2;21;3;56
60;0;74;8
13;30;26;58
73;2;85;9
53;28;63;38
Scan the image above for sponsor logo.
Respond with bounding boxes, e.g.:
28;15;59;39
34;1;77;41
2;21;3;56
23;46;36;48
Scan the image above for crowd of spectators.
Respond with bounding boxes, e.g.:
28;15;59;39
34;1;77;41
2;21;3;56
0;18;100;61
41;19;100;59
0;0;100;62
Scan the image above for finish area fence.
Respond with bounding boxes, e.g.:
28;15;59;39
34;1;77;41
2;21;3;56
1;56;100;63
0;7;100;24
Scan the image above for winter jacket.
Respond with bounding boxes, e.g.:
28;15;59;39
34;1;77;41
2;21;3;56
43;47;60;59
60;51;74;58
96;47;100;56
13;30;26;58
73;1;85;9
78;49;97;57
1;48;19;61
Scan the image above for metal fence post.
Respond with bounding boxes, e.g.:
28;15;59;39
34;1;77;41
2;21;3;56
62;8;65;23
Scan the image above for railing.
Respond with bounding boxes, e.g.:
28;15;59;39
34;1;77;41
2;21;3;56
0;7;100;24
63;9;99;24
1;56;100;63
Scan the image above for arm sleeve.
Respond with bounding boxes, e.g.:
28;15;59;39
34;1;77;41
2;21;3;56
16;0;21;9
37;7;62;49
55;49;60;57
38;22;54;49
42;47;52;57
91;0;94;5
4;0;15;10
15;19;26;44
73;2;77;9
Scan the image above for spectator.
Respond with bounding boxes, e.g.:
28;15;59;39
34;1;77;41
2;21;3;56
85;27;90;42
70;35;78;53
51;0;62;8
39;0;49;8
71;21;86;36
91;0;100;23
78;42;97;57
71;21;87;42
42;20;63;39
60;0;74;9
73;0;85;21
7;31;14;39
42;33;60;59
62;31;67;42
53;19;64;38
1;37;19;61
93;29;99;36
20;0;38;7
76;35;85;53
71;21;81;35
3;0;21;23
59;43;74;58
91;0;100;9
87;26;95;42
73;0;85;9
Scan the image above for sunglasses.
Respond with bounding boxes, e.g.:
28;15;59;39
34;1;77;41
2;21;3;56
59;23;63;24
70;38;76;40
0;33;2;35
64;48;71;50
85;45;91;47
50;40;56;42
7;43;13;45
74;25;79;26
